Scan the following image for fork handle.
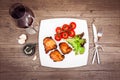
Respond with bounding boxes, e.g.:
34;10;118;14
92;49;97;64
96;48;100;64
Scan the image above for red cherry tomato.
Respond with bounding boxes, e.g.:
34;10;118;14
56;27;62;33
69;30;75;37
69;22;76;29
62;24;70;31
61;32;69;39
54;34;61;41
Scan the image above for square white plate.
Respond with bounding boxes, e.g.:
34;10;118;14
39;18;89;68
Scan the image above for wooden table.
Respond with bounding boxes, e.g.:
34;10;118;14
0;0;120;80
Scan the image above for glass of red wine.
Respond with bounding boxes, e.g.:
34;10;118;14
9;3;38;34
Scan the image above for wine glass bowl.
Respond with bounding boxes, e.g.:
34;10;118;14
9;3;38;34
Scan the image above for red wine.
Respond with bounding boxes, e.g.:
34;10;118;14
9;3;34;28
11;5;25;19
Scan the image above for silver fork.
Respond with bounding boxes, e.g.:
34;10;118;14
91;27;104;64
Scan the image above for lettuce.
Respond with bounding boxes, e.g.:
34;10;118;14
66;35;86;55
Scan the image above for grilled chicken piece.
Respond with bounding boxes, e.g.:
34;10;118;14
59;42;72;54
43;37;57;53
49;49;64;62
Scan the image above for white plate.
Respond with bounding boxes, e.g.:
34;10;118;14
39;18;89;68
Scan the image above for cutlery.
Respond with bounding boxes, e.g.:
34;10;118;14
92;24;103;64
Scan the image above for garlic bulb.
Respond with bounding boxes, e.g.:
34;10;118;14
18;34;27;44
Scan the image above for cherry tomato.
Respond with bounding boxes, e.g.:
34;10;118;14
69;22;76;29
61;32;69;39
54;34;61;41
68;30;75;37
56;27;62;33
62;24;70;31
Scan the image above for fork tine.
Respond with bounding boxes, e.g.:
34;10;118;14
97;27;103;41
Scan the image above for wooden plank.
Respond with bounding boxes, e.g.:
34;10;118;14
35;10;120;18
0;0;120;10
0;17;119;27
0;53;120;72
0;0;120;5
1;10;120;18
0;17;119;30
0;71;120;80
0;61;120;72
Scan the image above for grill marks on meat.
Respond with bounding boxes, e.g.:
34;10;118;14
49;49;64;62
59;42;72;54
43;37;57;53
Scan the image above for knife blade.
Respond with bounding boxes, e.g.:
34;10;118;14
92;24;98;43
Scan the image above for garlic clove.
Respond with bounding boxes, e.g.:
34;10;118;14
19;34;27;40
32;55;37;61
18;39;25;44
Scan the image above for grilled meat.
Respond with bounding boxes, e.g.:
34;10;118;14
59;42;72;54
49;49;64;62
43;37;57;53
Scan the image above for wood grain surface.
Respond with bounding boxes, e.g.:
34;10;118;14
0;0;120;80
